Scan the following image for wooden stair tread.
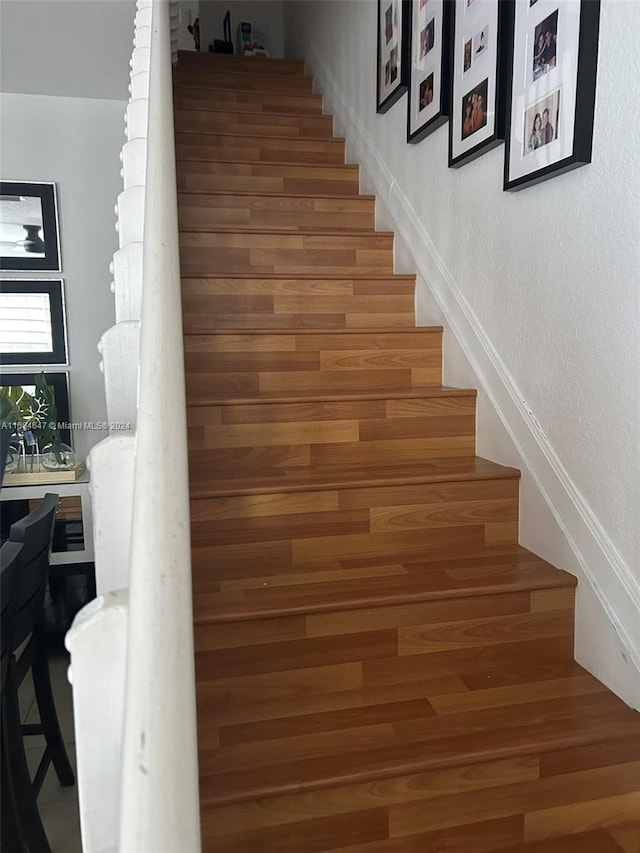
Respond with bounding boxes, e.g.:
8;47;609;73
193;544;575;623
187;385;476;408
178;190;374;201
176;157;357;170
175;130;338;144
197;689;640;806
189;456;519;499
174;67;313;83
182;272;414;280
179;227;391;237
176;104;330;121
185;325;439;335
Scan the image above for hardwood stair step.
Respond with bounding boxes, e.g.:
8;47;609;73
173;86;324;115
188;454;518;497
184;327;442;399
189;457;521;581
174;108;334;138
181;273;415;331
176;132;345;165
179;230;394;276
192;543;574;620
176;51;307;77
178;192;373;233
173;68;314;93
196;689;640;808
188;388;477;474
176;159;360;195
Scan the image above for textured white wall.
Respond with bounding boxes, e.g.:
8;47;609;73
284;0;640;703
1;93;122;461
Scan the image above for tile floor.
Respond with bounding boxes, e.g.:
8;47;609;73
18;651;82;853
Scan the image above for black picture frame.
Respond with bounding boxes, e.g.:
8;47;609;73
1;372;72;447
448;0;511;167
377;0;411;113
407;0;452;143
0;280;67;366
0;181;61;272
503;0;601;191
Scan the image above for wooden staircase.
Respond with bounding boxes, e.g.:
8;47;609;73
174;52;640;852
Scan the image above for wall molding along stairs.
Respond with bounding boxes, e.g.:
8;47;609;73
305;44;640;708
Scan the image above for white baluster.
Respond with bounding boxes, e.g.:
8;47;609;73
130;71;150;102
112;243;143;322
86;435;136;593
66;590;129;853
100;322;141;430
121;138;147;190
126;98;149;142
116;186;145;247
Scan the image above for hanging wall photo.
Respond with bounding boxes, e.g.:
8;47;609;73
407;0;451;143
0;182;61;272
449;0;510;167
504;0;600;191
0;280;67;366
377;0;410;113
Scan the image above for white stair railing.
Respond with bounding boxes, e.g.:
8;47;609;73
65;2;201;850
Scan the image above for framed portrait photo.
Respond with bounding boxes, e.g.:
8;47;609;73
449;0;510;167
0;280;68;366
407;0;451;143
377;0;410;113
0;181;61;272
504;0;601;191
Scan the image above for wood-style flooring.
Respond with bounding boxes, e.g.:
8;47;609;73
174;51;640;852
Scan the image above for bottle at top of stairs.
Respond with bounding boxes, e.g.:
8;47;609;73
173;51;640;853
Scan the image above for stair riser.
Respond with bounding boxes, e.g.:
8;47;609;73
189;478;519;575
176;55;306;77
195;587;574;654
175;109;334;138
180;233;394;276
188;396;476;472
176;135;345;166
199;741;638;851
184;330;442;398
182;277;415;331
173;89;323;115
177;161;360;195
173;71;314;93
178;195;373;232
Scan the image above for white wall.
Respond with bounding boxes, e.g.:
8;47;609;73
284;0;640;706
1;93;123;461
200;0;284;56
176;0;201;51
0;0;135;100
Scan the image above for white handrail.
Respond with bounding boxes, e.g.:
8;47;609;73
118;0;200;847
66;1;201;849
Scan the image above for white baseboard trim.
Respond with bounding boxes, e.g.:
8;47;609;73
308;47;640;706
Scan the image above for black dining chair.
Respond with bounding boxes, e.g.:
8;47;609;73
1;494;75;853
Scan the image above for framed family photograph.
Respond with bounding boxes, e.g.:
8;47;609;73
0;181;61;271
0;279;67;366
377;0;410;113
504;0;601;191
449;0;510;167
407;0;451;143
